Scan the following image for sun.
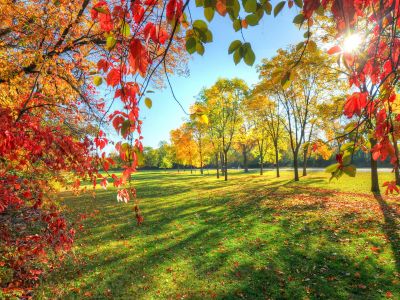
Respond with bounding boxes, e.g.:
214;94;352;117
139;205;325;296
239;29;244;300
343;34;362;52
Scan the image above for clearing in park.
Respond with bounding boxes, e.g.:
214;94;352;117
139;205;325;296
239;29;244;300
39;170;399;299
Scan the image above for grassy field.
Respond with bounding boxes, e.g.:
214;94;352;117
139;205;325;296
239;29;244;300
37;170;400;299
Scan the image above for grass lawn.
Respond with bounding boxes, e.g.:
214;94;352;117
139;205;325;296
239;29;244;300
36;170;400;299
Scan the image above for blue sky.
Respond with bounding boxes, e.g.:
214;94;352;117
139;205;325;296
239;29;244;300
103;1;306;152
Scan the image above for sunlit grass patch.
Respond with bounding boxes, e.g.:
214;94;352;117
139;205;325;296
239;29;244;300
37;170;400;299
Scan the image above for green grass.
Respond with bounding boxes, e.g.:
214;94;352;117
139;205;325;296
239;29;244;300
37;170;400;299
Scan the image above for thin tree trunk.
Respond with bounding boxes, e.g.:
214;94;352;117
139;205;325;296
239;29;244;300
274;141;280;178
200;140;203;175
394;140;400;185
178;163;179;173
370;138;380;193
216;152;219;179
293;150;299;181
260;141;263;175
220;152;225;176
243;145;249;173
303;148;307;176
275;142;280;178
224;151;228;181
191;165;192;174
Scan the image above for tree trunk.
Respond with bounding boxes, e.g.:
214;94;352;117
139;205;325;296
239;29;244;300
216;152;219;179
370;138;380;193
260;141;263;175
303;148;307;176
243;145;249;173
293;150;299;181
224;151;228;181
200;142;203;174
191;165;192;174
220;152;225;176
274;141;280;178
394;140;400;185
184;165;185;172
178;164;179;173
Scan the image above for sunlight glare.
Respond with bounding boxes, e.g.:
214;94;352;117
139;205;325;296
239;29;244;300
344;34;362;51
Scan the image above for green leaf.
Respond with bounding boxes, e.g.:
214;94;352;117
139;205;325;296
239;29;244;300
281;77;290;89
343;165;356;177
203;0;217;7
316;4;324;16
271;67;284;76
186;37;197;54
340;142;354;152
296;42;304;51
145;97;152;109
195;0;203;7
106;36;116;49
205;29;213;43
204;7;215;22
293;14;304;24
245;14;259;26
242;0;257;13
194;27;207;43
329;169;344;182
294;0;303;8
302;141;310;149
227;0;241;19
228;40;242;54
325;163;339;173
121;22;130;37
147;90;155;93
121;143;130;151
94;76;103;86
233;19;242;31
263;2;272;14
273;1;285;17
134;146;144;165
304;31;312;38
193;20;208;29
93;7;110;14
196;42;205;55
233;48;242;65
244;47;255;66
121;120;131;136
342;152;351;165
308;40;317;52
256;8;264;20
54;0;61;6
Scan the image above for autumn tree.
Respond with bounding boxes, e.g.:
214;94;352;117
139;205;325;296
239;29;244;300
233;108;257;173
202;78;248;181
256;47;342;180
187;104;209;174
143;147;159;170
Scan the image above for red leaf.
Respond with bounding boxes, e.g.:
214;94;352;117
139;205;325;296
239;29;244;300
129;39;152;76
327;45;342;55
106;69;121;87
103;161;109;172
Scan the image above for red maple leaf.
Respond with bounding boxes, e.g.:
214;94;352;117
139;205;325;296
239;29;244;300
129;39;152;76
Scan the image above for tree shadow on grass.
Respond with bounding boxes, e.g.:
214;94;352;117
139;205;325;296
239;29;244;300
374;194;400;275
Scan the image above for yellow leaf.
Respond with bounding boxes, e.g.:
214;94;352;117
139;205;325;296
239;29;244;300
200;114;208;124
145;97;152;109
